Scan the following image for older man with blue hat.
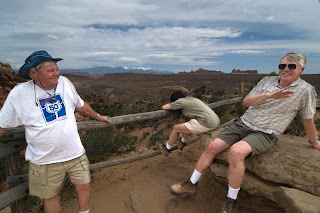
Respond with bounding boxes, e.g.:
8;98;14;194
0;50;111;213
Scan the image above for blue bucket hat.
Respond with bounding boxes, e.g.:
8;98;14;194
19;50;63;80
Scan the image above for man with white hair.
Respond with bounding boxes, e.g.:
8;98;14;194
170;52;319;213
0;50;111;213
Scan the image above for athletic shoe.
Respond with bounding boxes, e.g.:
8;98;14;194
176;139;186;150
220;197;236;213
156;141;170;156
170;180;198;196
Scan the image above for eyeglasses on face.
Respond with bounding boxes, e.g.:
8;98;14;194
278;64;297;70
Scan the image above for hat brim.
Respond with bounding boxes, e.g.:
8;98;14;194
19;57;63;80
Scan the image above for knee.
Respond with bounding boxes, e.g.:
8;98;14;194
172;125;180;133
229;146;246;163
75;182;90;193
205;141;220;155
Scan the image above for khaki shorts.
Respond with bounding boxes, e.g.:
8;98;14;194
184;119;215;135
28;154;91;199
217;118;278;156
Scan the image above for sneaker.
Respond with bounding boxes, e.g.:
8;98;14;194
176;139;186;150
220;197;236;213
156;141;170;156
170;180;198;196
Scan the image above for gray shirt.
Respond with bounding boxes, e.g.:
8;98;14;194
169;97;220;128
241;76;317;137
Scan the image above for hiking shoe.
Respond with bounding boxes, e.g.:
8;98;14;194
156;141;170;156
170;180;198;196
176;139;186;150
220;197;236;213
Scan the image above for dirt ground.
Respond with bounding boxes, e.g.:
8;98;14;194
59;140;227;213
0;133;228;213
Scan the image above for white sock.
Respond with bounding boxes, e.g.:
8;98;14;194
181;137;187;143
79;209;89;213
166;143;173;150
190;169;202;184
227;185;240;200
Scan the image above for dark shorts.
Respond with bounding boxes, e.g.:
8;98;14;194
217;118;278;156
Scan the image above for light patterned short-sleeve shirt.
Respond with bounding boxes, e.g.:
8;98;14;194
241;76;317;137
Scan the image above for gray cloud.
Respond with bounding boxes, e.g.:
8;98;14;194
1;0;320;73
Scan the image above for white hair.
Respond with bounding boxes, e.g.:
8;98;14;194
281;52;307;68
28;60;57;80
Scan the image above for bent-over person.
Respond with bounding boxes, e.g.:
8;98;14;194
156;91;220;156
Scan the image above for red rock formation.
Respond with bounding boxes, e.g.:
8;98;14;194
0;62;26;109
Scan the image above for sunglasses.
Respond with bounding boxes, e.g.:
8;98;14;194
278;64;297;70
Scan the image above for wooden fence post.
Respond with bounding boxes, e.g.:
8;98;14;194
4;151;29;212
238;82;244;96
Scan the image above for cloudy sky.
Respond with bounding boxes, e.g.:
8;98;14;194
1;0;320;74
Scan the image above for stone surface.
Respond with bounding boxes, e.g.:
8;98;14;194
273;186;320;213
200;128;320;213
0;62;26;109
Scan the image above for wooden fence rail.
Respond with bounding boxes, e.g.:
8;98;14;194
0;97;242;158
0;97;241;212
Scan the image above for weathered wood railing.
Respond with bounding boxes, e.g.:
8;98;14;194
0;97;252;212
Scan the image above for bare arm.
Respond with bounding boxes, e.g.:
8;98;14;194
301;118;320;151
76;102;111;123
0;127;5;137
242;89;294;107
161;104;171;110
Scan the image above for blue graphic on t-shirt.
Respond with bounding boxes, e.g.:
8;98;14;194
38;94;67;124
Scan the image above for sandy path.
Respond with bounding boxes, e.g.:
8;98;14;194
60;142;226;213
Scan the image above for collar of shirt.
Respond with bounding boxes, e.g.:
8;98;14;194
276;77;302;89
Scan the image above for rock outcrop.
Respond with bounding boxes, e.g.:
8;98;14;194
200;127;320;213
231;69;258;74
0;62;26;109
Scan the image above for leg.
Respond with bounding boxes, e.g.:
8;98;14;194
219;141;251;213
75;182;91;212
195;138;231;173
43;194;60;213
157;123;192;155
228;141;252;189
170;138;230;196
167;123;191;146
182;132;191;141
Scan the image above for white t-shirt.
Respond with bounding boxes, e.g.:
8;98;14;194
0;76;85;164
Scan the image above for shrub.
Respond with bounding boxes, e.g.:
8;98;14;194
81;127;137;163
193;86;207;99
147;129;169;148
284;114;309;137
143;132;149;139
